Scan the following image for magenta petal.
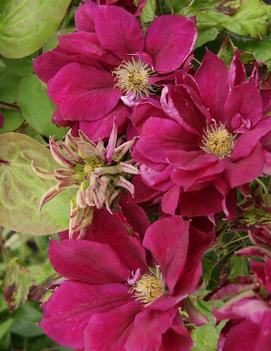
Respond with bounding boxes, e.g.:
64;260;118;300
174;225;214;298
95;6;144;58
131;98;167;131
48;63;121;121
143;216;190;294
49;239;129;283
171;161;225;190
85;209;147;272
225;144;265;188
133;117;192;165
195;51;230;121
33;49;76;84
125;308;178;351
220;320;262;351
85;300;140;351
79;103;129;141
75;0;97;32
161;186;181;215
224;80;263;128
40;281;130;349
231;118;271;160
262;88;271;115
145;15;197;73
119;195;150;237
179;185;224;217
229;51;246;87
166;150;218;170
161;315;193;351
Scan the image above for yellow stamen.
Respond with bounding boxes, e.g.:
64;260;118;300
113;58;153;98
84;159;103;175
131;271;165;305
202;123;235;159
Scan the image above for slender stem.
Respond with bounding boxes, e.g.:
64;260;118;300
0;101;20;111
155;0;162;16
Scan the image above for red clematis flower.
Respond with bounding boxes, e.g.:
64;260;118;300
40;210;213;350
214;256;271;351
34;1;197;141
132;52;271;217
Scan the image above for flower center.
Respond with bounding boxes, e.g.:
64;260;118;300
202;123;235;159
131;272;165;305
83;158;103;176
113;58;153;98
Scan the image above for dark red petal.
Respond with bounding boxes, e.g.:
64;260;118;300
48;63;121;121
143;216;190;294
145;16;197;73
40;281;130;349
95;5;144;58
49;239;129;283
195;51;230;121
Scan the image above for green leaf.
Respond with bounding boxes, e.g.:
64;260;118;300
0;110;24;133
179;0;271;48
140;0;156;24
222;0;271;37
11;302;43;337
236;36;271;69
218;38;236;65
229;255;249;280
0;319;13;340
0;133;72;235
192;324;221;351
0;69;20;103
17;74;68;139
3;258;32;311
1;57;33;77
0;0;72;58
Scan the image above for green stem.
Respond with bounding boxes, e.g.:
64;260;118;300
155;0;162;16
0;101;20;111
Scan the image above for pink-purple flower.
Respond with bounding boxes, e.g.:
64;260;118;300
132;52;271;217
40;210;213;350
34;1;197;140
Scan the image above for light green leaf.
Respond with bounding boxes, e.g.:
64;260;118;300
229;255;249;280
3;258;32;311
222;0;271;37
17;74;68;139
0;110;24;133
237;36;271;69
0;0;72;58
179;0;271;47
0;133;72;235
192;324;221;351
140;0;156;24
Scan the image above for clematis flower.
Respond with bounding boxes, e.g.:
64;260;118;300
34;1;197;140
214;256;271;351
33;125;138;238
40;211;214;351
132;52;271;217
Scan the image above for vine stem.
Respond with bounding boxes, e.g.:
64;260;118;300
0;101;20;111
155;0;162;16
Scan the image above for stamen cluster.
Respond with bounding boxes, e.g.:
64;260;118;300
113;58;153;98
33;126;138;237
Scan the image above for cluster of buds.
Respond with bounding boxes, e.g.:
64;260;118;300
33;125;139;238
